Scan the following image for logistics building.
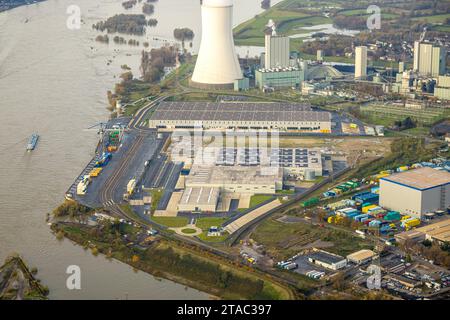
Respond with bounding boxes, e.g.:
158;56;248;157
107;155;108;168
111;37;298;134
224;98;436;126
307;249;347;270
379;167;450;219
148;102;332;133
415;218;450;245
177;187;220;212
346;249;378;265
214;147;323;178
185;165;283;195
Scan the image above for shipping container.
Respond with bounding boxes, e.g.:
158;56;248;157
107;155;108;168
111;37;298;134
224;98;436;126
384;212;401;221
362;204;378;214
354;214;367;222
301;197;320;208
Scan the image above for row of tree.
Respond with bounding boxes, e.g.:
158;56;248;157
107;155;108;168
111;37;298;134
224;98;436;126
140;46;178;83
92;14;156;35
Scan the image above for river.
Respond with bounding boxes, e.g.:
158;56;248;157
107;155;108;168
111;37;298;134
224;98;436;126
0;0;281;299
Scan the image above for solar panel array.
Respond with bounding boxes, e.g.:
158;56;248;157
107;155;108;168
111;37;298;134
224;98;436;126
151;102;331;122
214;148;320;168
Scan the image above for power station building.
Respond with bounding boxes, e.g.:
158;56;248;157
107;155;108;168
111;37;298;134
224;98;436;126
434;75;450;100
191;0;242;89
355;46;367;79
255;66;304;90
256;20;306;90
379;167;450;219
264;26;290;69
148;102;332;133
413;41;446;77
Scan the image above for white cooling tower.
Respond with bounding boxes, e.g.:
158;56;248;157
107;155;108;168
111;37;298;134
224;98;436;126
191;0;242;89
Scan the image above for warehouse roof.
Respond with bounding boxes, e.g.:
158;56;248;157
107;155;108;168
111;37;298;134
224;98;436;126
346;249;377;263
179;187;220;207
150;102;331;122
415;218;450;243
308;249;345;265
380;167;450;190
186;165;283;186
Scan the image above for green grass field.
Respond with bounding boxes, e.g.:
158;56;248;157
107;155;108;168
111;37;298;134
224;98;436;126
151;216;189;228
195;217;230;242
411;13;450;23
196;217;229;230
181;228;197;234
338;8;398;19
360;104;450;126
249;194;274;208
233;0;314;46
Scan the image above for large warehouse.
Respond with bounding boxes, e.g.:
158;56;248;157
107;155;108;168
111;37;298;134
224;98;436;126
379;167;450;219
215;147;323;178
307;249;347;270
148;102;332;133
177;187;220;212
185;165;283;195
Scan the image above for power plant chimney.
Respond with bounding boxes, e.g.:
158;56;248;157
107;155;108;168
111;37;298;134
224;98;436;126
191;0;242;89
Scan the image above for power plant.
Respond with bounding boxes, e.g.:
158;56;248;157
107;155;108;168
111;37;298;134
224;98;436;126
191;0;242;89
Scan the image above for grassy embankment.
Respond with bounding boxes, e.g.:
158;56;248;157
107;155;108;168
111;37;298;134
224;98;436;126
52;222;295;300
233;0;330;48
0;255;49;300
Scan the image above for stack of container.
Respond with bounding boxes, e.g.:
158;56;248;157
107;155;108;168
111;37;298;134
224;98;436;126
369;220;382;228
362;204;378;213
95;152;112;168
354;214;368;222
107;130;120;152
301;197;319;208
380;224;391;234
336;207;359;217
383;211;401;221
401;217;421;230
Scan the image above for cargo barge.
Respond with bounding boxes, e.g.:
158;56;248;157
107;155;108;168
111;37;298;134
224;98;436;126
26;133;39;151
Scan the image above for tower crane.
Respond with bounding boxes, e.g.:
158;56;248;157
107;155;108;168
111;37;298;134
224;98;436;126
84;122;126;154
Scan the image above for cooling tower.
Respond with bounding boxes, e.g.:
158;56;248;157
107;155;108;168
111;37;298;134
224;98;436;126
191;0;242;89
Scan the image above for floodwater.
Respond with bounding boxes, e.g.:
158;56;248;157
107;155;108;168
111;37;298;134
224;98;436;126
0;0;280;299
290;23;360;40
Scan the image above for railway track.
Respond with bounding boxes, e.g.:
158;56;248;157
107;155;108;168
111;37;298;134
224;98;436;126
99;133;145;209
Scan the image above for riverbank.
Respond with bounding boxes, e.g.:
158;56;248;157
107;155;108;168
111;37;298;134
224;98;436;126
0;0;46;13
0;254;49;300
50;218;295;300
